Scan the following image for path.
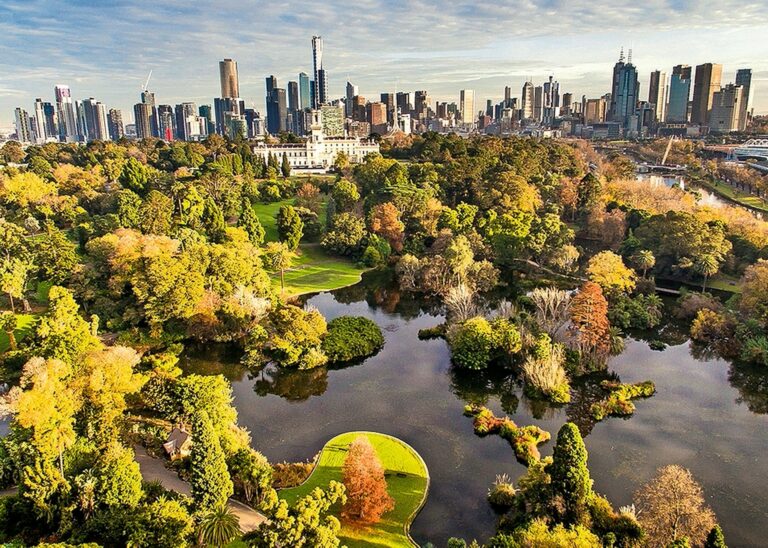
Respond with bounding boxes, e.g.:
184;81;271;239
134;445;268;532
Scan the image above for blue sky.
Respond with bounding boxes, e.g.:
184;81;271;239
2;0;768;128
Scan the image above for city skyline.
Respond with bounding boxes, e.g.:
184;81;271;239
2;0;768;129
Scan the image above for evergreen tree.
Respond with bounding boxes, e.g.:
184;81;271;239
190;411;233;512
268;152;279;172
203;197;227;243
119;157;149;194
704;526;727;548
281;151;291;178
238;198;266;245
276;204;304;251
548;422;592;526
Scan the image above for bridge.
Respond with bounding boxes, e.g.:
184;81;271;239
733;139;768;161
636;163;687;173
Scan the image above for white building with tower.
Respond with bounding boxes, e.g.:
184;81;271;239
251;109;379;172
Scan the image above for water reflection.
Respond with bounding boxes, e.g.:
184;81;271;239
181;276;768;546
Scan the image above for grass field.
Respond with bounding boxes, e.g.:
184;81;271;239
279;432;429;548
252;198;366;297
0;313;38;354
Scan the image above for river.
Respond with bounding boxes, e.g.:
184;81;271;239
183;276;768;546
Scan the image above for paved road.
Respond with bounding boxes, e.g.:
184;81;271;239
134;445;268;532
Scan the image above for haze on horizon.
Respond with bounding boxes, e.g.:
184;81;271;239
1;0;768;127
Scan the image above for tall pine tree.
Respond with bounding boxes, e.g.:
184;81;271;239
190;410;233;512
238;198;265;245
202;197;227;243
549;422;592;526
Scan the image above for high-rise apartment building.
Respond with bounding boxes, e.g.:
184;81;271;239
133;103;153;139
667;64;692;123
108;109;124;141
41;101;57;139
345;81;358;117
299;72;311;110
55;84;78;142
219;59;239;99
459;89;475;126
709;84;745;133
648;70;668;122
521;81;534;120
33;99;47;143
174;102;199;141
14;107;32;143
367;102;388;133
381;93;395;124
414;90;429;120
266;76;287;135
199;105;215;135
504;86;512;107
735;68;753;128
312;36;326;107
542;76;560;125
157;104;175;140
140;89;159;137
691;62;722;125
608;50;639;130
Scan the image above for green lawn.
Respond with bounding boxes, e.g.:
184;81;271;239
252;199;367;297
0;313;38;354
279;432;429;548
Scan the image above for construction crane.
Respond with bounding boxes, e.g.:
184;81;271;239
661;135;675;166
141;70;153;92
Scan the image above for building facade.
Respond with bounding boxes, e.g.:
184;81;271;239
251;109;378;171
691;63;722;126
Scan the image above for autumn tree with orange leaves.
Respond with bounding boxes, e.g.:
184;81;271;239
568;282;611;364
370;202;405;253
341;436;394;523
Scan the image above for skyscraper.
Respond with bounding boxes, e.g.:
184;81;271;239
691;63;722;126
667;64;692;123
33;98;47;143
199;105;215;135
14;107;32;143
140;89;159;137
459;89;475;126
414;90;429;120
108;109;124;141
266;76;287;135
174;102;198;141
521;81;534;120
158;104;175;140
299;72;311;110
709;84;745;133
504;86;512;107
608;49;640;130
533;86;543;122
41;101;57;140
312;36;326;107
542;76;560;125
648;70;668;122
133;103;153;139
396;92;412;115
219;58;239;99
735;68;753;128
288;81;300;133
55;84;77;142
345;81;358;117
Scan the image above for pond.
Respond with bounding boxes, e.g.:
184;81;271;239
182;276;768;546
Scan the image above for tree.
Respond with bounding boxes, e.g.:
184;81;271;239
198;504;240;547
632;249;656;278
238;198;265;245
0;258;30;313
262;242;295;293
693;254;719;292
246;304;327;370
114;189;143;228
32;224;80;284
586;251;636;296
0;311;17;351
190;411;233;512
577;172;601;216
548;422;593;526
253;481;346;547
276;205;303;251
568;282;610;361
32;286;100;364
94;442;143;509
14;357;80;471
704;525;727;548
369;202;405;253
139;190;175;235
203;197;227;243
281;151;291;178
331;179;360;212
321;213;367;257
341;436;394;523
633;465;716;548
0;141;25;164
739;260;768;328
228;448;272;504
119;157;149;194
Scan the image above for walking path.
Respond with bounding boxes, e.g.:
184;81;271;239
133;445;268;532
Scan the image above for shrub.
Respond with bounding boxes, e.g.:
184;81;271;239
608;294;663;330
272;460;316;489
321;316;384;363
417;324;446;340
463;404;550;464
676;291;723;320
488;474;517;507
448;316;522;370
590;380;656;421
522;335;571;403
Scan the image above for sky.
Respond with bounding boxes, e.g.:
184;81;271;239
2;0;768;129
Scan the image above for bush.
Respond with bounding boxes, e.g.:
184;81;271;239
321;316;384;363
590;380;656;421
272;460;316;489
418;324;446;340
676;291;723;320
448;317;522;370
608;294;663;330
488;474;517;507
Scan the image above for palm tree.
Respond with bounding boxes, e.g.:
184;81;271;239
263;242;296;294
633;250;656;279
197;504;240;547
694;254;719;292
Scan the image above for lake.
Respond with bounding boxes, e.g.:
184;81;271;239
183;276;768;546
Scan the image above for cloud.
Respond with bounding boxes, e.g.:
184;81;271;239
1;0;768;127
